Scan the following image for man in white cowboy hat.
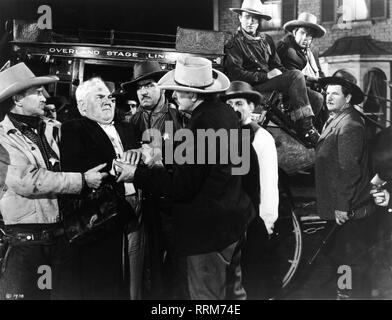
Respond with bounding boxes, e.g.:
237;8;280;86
224;0;320;147
0;63;106;299
115;55;256;300
316;73;375;299
221;81;279;298
277;12;327;129
121;61;183;299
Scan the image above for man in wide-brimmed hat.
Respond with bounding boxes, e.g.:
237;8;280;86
0;63;106;299
315;72;375;299
115;55;256;300
224;0;320;147
121;61;183;299
277;12;327;130
221;81;279;298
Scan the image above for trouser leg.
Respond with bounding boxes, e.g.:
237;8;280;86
127;223;146;300
177;240;246;300
0;244;50;300
253;70;314;121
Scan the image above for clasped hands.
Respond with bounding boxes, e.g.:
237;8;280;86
114;144;163;182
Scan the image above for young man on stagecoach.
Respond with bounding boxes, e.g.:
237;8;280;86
277;12;327;131
224;0;320;148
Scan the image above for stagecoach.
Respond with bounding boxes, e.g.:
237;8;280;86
1;20;355;298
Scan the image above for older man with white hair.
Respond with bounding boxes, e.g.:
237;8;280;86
60;77;139;299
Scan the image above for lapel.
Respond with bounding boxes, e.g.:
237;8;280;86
318;108;352;143
114;121;126;147
83;118;116;159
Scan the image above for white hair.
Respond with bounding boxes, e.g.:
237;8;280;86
75;77;107;103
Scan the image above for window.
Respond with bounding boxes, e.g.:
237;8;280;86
321;0;387;23
261;0;297;30
363;68;387;128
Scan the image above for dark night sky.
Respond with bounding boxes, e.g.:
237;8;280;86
0;0;214;35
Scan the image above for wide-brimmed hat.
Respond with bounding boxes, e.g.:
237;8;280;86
230;0;272;21
0;62;59;103
220;81;262;105
104;81;126;97
283;12;326;38
121;61;167;91
158;55;230;94
319;72;364;105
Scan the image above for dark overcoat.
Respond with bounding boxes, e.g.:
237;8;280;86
133;98;256;255
315;107;372;220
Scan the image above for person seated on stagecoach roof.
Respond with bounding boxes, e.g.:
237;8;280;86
60;77;139;299
221;80;279;299
224;0;320;147
276;12;327;129
0;63;106;300
316;73;376;299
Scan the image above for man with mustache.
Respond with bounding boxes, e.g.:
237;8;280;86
121;61;183;299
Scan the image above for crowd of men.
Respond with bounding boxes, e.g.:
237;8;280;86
0;0;391;300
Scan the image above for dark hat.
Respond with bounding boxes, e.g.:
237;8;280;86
121;61;167;92
319;72;364;105
220;81;262;105
104;81;126;97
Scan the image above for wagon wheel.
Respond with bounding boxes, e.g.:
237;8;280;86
270;195;303;293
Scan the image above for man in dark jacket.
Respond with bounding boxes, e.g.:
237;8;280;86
115;56;256;299
224;0;320;147
277;12;327;130
60;77;138;299
121;61;183;299
316;74;375;299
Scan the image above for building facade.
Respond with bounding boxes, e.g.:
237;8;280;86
216;0;392;125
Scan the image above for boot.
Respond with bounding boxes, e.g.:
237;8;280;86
296;117;320;148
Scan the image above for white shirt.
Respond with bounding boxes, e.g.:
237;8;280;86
252;126;279;234
98;122;135;196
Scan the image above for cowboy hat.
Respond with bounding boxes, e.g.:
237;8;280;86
220;81;262;105
283;12;326;38
104;81;126;98
121;61;167;91
158;55;230;94
230;0;272;21
319;72;364;105
0;62;58;103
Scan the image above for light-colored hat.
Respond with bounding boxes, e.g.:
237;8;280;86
158;55;230;94
230;0;272;21
0;63;58;103
283;12;326;38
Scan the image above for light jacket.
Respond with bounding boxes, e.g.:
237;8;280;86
0;114;82;225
